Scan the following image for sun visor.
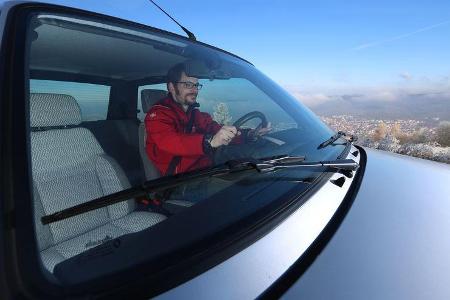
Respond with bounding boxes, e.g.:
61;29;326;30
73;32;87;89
184;59;231;80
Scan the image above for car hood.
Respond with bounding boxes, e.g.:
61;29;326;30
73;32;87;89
283;147;450;300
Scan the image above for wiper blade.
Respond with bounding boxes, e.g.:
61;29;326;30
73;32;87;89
41;159;261;225
41;164;243;225
318;131;357;149
41;155;358;225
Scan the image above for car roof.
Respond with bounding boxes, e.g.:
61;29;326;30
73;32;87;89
3;0;253;83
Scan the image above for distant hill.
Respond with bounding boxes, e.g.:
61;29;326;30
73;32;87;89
306;95;450;121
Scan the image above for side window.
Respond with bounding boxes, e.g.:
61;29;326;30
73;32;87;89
30;80;110;121
137;83;167;121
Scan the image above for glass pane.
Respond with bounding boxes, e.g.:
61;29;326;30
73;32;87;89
30;80;110;121
198;78;297;131
25;9;346;282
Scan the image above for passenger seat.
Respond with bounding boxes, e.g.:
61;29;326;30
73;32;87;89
30;93;167;272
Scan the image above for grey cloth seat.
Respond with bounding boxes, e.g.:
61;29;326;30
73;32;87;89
31;93;166;272
139;89;167;180
141;89;167;115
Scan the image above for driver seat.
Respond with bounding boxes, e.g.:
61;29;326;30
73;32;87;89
138;89;167;180
138;89;193;207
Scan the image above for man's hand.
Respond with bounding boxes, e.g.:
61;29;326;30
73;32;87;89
210;126;240;148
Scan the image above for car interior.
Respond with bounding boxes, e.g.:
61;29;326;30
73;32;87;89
26;11;313;278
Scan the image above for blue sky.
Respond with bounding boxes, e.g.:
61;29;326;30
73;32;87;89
3;0;450;105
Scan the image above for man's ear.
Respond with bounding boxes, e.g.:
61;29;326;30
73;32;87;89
168;82;175;95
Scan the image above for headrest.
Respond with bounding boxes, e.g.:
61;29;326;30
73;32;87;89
30;93;82;127
141;89;167;113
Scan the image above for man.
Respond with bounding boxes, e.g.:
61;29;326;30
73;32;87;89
145;62;269;176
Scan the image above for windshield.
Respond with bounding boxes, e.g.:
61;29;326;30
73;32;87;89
26;10;348;283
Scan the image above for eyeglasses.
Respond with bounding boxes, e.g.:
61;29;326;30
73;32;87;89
177;81;203;90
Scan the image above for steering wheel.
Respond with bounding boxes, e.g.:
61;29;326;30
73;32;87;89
214;111;268;164
233;111;268;130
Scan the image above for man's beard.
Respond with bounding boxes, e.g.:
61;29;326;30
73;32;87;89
174;86;197;105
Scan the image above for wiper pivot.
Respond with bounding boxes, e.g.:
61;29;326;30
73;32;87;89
318;131;357;149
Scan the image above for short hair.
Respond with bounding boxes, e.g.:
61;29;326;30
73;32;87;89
167;63;187;85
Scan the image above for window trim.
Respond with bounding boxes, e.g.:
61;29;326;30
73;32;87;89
0;3;65;298
30;69;118;86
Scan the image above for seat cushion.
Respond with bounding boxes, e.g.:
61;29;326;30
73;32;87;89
40;211;166;271
31;128;135;244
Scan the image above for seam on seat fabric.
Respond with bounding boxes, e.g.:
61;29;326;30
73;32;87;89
94;163;113;220
33;183;56;250
111;212;167;233
41;248;67;272
95;154;135;219
45;219;112;247
109;221;134;235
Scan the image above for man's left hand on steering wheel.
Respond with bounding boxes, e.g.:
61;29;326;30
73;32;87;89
211;111;271;164
246;122;272;141
232;110;271;142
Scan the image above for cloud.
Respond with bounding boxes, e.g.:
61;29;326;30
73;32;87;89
286;85;400;104
438;76;450;86
408;91;445;97
339;89;398;102
288;90;332;106
340;94;364;101
370;90;399;101
352;21;450;51
400;72;412;81
285;85;450;108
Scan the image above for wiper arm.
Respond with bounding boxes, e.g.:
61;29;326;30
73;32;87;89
253;158;359;173
318;131;357;149
41;155;358;225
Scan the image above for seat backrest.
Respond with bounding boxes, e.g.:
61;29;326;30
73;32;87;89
31;93;135;250
138;89;167;180
141;89;167;114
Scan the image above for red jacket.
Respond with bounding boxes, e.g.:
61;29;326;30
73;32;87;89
145;96;223;175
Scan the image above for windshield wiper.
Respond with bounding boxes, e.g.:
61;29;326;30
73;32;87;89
318;131;357;149
41;155;358;225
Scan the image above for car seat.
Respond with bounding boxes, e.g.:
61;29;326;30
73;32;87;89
30;93;167;272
